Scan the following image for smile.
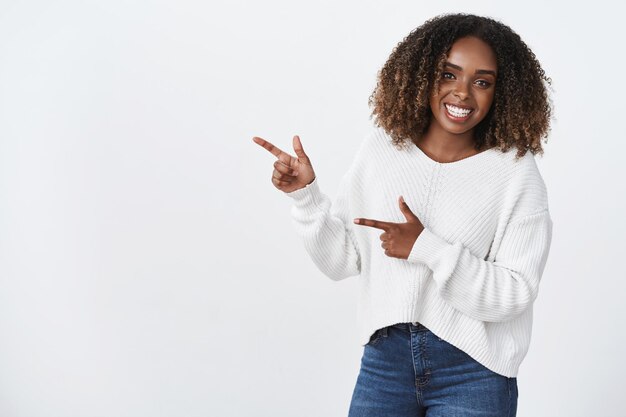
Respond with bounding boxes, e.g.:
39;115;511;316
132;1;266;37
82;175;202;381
444;104;473;120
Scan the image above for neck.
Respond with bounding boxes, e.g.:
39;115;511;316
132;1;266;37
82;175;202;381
417;123;481;163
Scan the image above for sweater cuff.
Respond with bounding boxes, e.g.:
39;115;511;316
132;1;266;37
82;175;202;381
407;227;450;268
284;177;324;212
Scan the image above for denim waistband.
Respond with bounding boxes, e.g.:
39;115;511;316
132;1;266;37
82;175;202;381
390;322;429;332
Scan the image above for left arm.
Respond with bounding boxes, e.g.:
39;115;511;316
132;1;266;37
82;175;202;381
407;209;553;322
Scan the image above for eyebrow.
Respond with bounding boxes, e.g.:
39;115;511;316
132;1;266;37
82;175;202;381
445;61;497;76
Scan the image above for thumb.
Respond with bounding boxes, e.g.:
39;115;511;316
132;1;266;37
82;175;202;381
292;135;312;165
398;196;419;222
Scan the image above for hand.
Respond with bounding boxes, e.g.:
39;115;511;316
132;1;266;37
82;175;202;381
253;135;316;193
353;196;425;260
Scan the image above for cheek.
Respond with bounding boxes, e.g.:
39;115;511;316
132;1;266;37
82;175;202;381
434;84;451;97
429;86;449;109
428;94;439;112
478;91;495;111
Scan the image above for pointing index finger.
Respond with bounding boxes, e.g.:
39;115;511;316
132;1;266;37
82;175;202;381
353;218;392;231
252;136;290;161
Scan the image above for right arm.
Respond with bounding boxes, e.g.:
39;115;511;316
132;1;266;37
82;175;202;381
286;171;361;281
253;133;364;281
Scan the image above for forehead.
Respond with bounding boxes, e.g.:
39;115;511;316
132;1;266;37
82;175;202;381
446;36;497;71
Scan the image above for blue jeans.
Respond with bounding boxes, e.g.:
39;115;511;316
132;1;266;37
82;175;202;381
348;322;518;417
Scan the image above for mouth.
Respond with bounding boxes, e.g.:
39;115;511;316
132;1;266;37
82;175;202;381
444;103;474;121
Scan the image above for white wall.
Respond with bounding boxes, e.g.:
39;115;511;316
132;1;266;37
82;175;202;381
0;1;623;416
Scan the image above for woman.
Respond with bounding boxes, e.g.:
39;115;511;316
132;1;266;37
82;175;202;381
253;13;553;417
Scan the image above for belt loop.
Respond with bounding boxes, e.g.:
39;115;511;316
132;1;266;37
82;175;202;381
381;326;388;337
412;321;425;331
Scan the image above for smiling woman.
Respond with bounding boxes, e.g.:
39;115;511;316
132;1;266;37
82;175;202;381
425;36;498;161
369;13;552;162
254;12;554;417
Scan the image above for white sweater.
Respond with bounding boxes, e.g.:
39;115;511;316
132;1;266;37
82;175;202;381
285;127;553;378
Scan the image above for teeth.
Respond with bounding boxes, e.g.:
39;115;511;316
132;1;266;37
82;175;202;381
445;104;472;117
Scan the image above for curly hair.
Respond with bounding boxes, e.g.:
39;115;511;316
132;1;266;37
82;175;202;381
368;13;553;159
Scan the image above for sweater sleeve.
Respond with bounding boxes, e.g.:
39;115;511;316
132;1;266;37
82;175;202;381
285;171;361;281
407;208;553;322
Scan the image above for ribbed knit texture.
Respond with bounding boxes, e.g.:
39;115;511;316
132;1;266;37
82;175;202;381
285;127;553;378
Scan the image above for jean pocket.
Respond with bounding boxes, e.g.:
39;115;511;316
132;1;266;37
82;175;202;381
366;326;388;346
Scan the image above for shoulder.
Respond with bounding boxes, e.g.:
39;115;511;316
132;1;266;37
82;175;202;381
349;126;395;166
496;148;550;219
360;126;392;150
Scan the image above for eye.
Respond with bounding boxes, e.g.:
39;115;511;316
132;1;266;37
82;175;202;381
442;72;455;80
475;79;492;88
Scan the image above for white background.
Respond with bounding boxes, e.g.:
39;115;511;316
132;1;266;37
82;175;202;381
0;1;624;416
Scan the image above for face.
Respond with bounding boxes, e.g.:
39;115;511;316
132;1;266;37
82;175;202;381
428;36;498;137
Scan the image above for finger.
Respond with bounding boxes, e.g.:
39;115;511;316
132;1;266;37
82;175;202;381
398;195;418;222
277;149;294;169
272;169;297;182
379;232;389;241
353;218;392;231
272;176;294;187
292;135;312;165
274;160;298;176
253;136;293;162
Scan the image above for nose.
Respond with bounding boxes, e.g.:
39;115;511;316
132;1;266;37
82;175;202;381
453;82;470;100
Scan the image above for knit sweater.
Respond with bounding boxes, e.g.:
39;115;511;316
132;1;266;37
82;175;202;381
285;126;553;378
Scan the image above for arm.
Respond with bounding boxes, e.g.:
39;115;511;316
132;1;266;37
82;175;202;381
285;172;361;281
407;209;553;322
